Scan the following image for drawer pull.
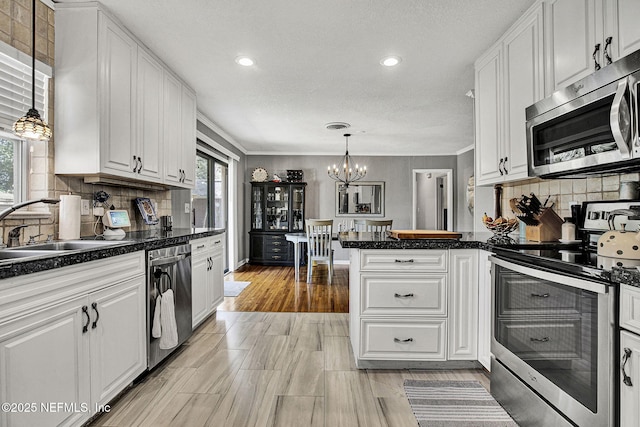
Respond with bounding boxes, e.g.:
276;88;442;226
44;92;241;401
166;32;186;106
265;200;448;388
273;241;282;246
623;347;633;387
272;248;281;252
272;255;282;260
196;244;206;249
394;259;414;263
394;293;415;298
530;293;550;298
394;337;414;343
530;337;550;343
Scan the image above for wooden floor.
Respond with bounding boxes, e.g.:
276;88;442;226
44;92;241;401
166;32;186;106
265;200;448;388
218;263;349;313
90;311;490;427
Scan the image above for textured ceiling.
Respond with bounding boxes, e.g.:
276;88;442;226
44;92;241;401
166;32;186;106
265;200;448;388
56;0;535;155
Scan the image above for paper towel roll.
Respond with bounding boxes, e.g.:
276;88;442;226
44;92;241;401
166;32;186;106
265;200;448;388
58;195;81;240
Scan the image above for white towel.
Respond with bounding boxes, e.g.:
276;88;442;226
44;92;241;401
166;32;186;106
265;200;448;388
152;295;162;339
158;289;178;349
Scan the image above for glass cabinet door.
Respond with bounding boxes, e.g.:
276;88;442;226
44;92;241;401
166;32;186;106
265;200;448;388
291;185;305;231
251;185;263;230
266;185;290;230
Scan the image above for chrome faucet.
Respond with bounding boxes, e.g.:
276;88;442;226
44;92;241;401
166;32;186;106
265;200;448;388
0;198;60;247
0;198;60;222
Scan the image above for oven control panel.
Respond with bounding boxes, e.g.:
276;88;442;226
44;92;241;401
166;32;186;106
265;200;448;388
582;201;640;232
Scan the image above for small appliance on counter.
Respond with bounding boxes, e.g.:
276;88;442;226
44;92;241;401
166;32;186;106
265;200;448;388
160;215;173;231
102;209;130;239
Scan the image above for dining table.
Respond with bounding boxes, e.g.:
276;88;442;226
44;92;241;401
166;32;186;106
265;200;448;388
285;232;307;281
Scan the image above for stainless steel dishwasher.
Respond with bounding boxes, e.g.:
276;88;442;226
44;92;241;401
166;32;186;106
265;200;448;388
147;243;192;370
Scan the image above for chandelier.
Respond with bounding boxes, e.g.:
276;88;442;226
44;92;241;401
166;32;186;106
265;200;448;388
327;133;366;187
13;0;51;141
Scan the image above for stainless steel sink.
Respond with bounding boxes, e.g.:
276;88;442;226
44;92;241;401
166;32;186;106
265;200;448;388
0;240;133;261
0;249;63;260
16;240;131;251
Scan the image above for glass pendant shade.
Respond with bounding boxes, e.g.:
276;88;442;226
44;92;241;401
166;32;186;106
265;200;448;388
13;0;51;142
14;108;51;141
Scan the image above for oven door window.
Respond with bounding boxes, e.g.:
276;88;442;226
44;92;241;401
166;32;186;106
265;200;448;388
494;264;598;412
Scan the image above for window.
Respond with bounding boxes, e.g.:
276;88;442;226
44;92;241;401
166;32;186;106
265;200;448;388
192;148;229;271
0;42;52;209
0;134;26;209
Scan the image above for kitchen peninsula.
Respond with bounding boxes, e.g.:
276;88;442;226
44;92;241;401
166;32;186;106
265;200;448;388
339;231;484;368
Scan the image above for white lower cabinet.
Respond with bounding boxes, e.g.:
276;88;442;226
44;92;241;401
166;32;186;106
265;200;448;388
620;330;640;427
0;252;146;427
191;234;225;328
620;284;640;426
350;249;479;366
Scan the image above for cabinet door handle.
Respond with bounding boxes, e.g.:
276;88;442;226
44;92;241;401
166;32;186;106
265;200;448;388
503;156;508;174
593;43;601;71
603;36;613;65
137;156;142;173
132;156;138;172
209;257;213;270
82;305;90;333
531;293;550;298
498;158;504;176
91;302;100;329
394;293;415;298
394;259;414;263
622;347;633;387
530;337;550;343
394;337;414;343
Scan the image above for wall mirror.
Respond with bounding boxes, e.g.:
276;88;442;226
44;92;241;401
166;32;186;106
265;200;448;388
336;182;384;216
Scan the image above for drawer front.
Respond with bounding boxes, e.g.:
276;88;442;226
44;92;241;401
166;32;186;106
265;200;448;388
265;234;286;244
360;319;446;360
496;318;581;359
360;250;448;272
621;284;640;335
191;237;214;254
497;273;581;316
361;273;447;316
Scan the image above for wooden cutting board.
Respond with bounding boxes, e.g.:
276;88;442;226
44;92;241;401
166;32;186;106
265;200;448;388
388;230;463;239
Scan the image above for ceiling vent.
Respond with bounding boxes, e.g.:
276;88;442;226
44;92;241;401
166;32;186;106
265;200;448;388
325;122;351;130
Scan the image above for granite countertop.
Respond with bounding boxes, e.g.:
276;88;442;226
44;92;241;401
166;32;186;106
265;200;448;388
337;231;488;249
0;228;225;280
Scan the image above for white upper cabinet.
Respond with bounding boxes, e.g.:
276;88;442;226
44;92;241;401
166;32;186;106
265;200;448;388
136;49;164;182
611;0;640;58
545;0;640;93
55;3;196;189
475;3;544;186
99;17;138;177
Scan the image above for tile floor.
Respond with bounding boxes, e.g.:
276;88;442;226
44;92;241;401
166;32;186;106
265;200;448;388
90;311;489;427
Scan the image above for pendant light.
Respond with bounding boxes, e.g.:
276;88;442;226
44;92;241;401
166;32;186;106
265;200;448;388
327;133;366;188
13;0;51;141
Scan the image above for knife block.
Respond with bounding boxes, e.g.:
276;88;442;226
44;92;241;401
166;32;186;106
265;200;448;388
525;208;563;242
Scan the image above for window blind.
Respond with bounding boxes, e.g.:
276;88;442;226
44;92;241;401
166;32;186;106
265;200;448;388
0;46;50;134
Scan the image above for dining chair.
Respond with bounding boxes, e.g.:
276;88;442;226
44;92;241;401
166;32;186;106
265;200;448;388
305;219;334;284
365;219;393;232
353;219;368;232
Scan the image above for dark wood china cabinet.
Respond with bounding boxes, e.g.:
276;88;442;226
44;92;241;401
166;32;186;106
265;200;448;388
249;182;306;265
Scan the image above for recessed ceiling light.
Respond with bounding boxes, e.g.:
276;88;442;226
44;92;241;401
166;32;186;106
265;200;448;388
380;56;401;67
235;56;254;66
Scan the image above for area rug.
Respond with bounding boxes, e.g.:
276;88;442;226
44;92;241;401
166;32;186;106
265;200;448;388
224;281;251;297
403;380;518;426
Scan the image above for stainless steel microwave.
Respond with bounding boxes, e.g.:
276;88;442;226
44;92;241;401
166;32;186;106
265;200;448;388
527;49;640;178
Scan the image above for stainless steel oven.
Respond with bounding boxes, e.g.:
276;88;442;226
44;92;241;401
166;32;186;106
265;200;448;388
526;49;640;178
490;256;615;426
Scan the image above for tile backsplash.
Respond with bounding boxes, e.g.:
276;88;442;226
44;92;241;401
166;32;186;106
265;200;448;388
501;172;640;220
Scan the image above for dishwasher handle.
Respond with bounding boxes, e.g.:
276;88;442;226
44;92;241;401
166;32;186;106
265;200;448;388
149;253;190;267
